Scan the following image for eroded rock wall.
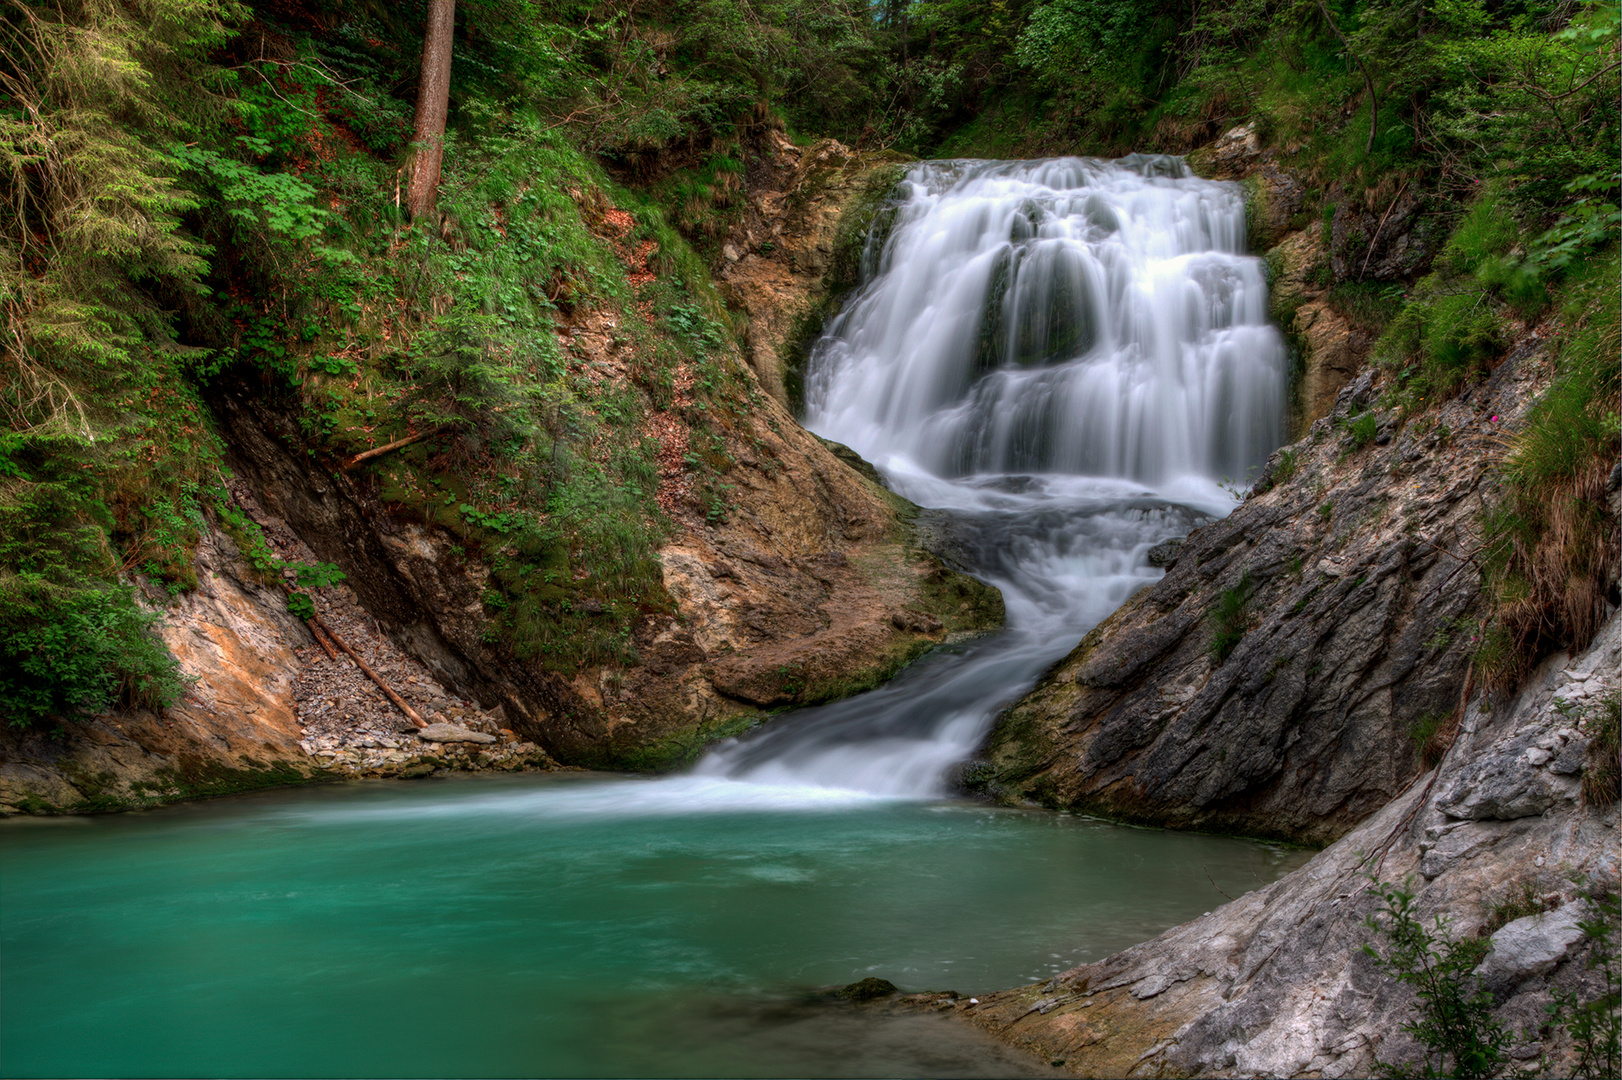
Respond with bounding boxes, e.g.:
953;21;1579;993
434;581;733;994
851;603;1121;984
954;612;1620;1079
976;334;1557;845
1;527;318;812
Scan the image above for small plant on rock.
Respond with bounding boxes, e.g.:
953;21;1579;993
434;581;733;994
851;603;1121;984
1581;695;1620;807
1208;571;1256;664
1363;877;1507;1079
1547;887;1620;1080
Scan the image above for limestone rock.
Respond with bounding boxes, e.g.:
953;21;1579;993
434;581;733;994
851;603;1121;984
1476;906;1587;994
952;613;1622;1079
1187;123;1262;179
416;724;498;744
1435;736;1582;820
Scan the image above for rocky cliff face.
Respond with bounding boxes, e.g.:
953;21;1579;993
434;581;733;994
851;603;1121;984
0;149;998;814
1192;124;1422;437
711;134;910;411
951;612;1620;1078
973;333;1555;845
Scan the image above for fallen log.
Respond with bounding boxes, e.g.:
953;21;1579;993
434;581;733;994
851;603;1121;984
306;617;339;661
343;425;452;470
311;615;427;728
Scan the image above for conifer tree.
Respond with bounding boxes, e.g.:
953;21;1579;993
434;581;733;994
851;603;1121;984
407;0;455;219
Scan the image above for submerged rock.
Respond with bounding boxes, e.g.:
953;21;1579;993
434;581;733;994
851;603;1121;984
838;977;899;1002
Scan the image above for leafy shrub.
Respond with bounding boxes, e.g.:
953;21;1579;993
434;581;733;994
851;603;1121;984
1583;695;1621;808
292;562;347;589
1407;710;1449;769
0;574;187;725
1478;250;1620;687
1347;411;1379;451
1363;879;1506;1079
1547;887;1621;1079
1327;281;1405;334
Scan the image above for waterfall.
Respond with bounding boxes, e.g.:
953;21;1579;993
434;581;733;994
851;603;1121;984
696;155;1287;798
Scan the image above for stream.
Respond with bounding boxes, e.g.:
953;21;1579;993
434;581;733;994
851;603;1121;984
1;155;1296;1078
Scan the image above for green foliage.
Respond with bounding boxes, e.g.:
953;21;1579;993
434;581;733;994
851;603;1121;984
1547;887;1622;1079
1328;281;1405;334
292;562;346;589
1209;570;1256;664
1273;448;1299;485
1582;695;1621;808
0;574;187;725
1363;878;1507;1080
0;429;189;726
1482;880;1552;937
1477;248;1620;686
1377;275;1508;406
1407;710;1447;768
1346;410;1379;451
284;591;315;621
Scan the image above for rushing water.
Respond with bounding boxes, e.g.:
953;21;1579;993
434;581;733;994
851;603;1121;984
703;155;1286;794
1;156;1293;1078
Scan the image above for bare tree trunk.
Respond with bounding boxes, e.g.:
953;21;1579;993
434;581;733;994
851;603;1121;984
1316;0;1379;154
407;0;455;220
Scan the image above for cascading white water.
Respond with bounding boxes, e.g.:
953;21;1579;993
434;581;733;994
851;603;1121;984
806;155;1285;484
696;155;1287;799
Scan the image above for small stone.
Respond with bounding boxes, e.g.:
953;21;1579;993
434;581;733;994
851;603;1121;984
417;723;498;744
1146;538;1184;568
1549;737;1589;775
1131;974;1175;999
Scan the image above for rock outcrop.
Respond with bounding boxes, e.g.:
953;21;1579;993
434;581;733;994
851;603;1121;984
973;333;1556;846
950;612;1620;1078
1191;124;1406;435
1;526;318;812
712;134;910;410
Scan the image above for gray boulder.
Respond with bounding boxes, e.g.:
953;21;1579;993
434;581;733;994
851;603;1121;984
1435;730;1582;820
416;723;498;744
1475;905;1587;994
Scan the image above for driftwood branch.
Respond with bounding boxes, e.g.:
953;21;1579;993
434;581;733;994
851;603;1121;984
343;425;451;470
1360;179;1411;279
311;615;426;728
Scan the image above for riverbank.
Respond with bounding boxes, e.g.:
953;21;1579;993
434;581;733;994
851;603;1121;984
947;609;1619;1077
